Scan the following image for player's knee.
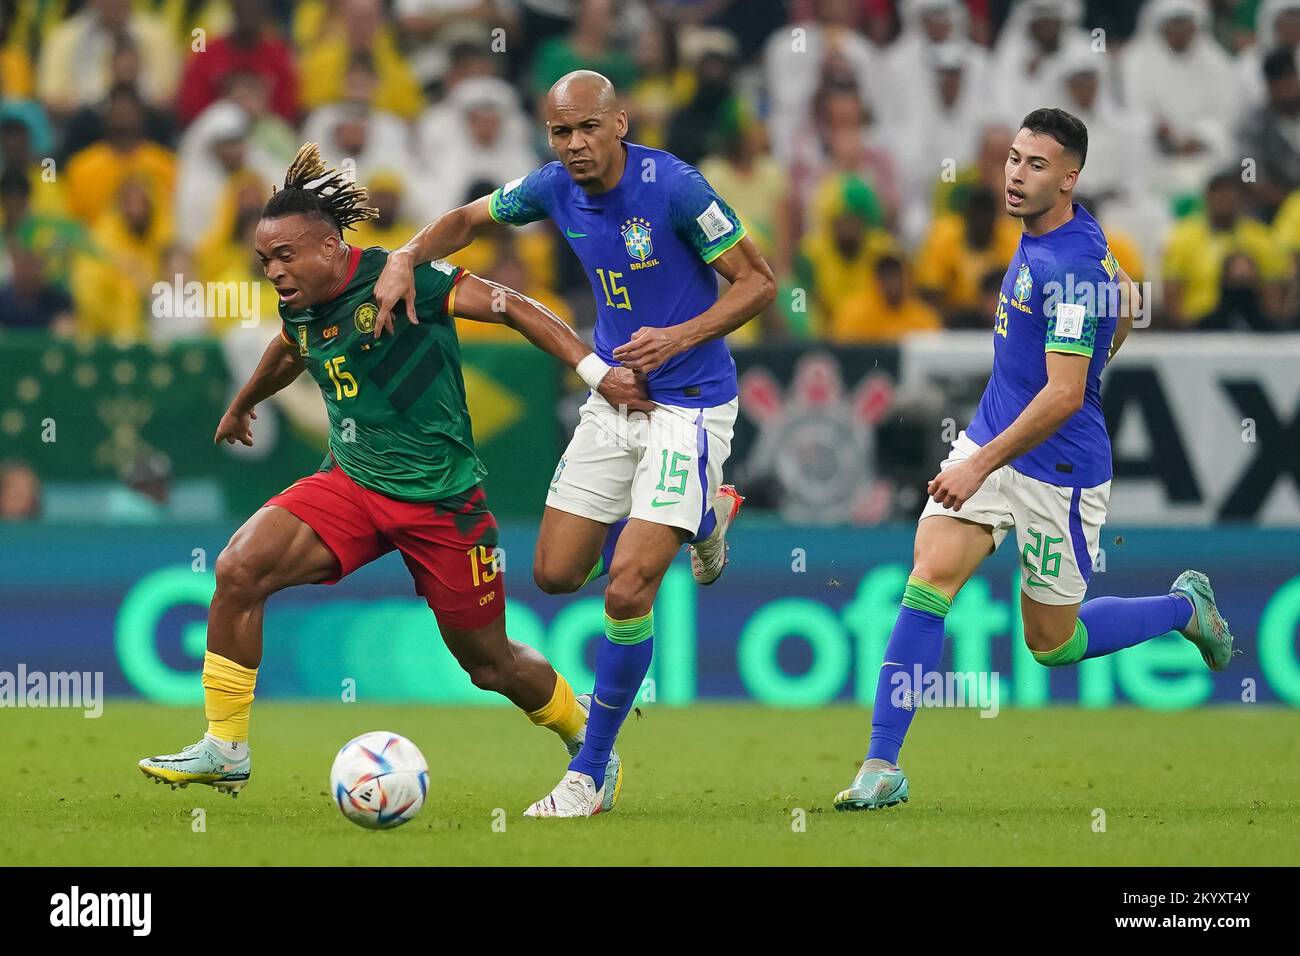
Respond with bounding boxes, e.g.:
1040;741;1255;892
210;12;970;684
214;544;274;605
464;657;513;694
1023;623;1075;658
908;561;958;598
531;558;583;595
1023;625;1058;654
604;566;653;620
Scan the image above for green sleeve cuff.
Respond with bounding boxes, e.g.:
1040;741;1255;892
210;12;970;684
1045;342;1094;357
701;225;747;264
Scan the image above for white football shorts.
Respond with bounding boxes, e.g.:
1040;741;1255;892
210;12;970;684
919;430;1110;605
545;393;738;536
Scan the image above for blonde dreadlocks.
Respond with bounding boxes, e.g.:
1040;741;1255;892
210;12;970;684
262;143;379;233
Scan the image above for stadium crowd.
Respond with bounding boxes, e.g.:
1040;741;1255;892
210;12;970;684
3;0;1300;346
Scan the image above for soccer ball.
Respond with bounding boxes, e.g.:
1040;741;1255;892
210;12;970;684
330;731;429;830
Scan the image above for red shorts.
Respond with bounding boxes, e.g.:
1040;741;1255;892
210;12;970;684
266;462;505;630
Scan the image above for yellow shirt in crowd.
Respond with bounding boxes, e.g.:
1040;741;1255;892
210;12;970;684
71;207;174;340
64;142;177;226
350;219;422;255
297;31;423;120
913;213;1021;314
1162;215;1292;322
830;286;942;343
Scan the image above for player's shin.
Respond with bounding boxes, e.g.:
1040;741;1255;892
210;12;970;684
202;650;257;757
568;612;653;790
867;577;951;765
581;517;628;587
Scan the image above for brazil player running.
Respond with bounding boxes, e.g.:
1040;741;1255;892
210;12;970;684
138;144;651;796
374;71;776;816
833;109;1236;811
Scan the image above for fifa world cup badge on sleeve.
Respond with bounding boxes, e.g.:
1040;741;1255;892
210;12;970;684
696;201;734;242
1056;303;1086;339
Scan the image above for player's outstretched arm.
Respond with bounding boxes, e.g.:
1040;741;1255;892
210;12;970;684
1107;266;1140;365
928;352;1088;511
612;236;776;374
214;332;306;447
372;196;496;338
452;273;654;413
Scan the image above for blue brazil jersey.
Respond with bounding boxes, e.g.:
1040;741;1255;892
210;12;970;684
966;202;1118;488
488;142;746;407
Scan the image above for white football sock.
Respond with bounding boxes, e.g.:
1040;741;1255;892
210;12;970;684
205;733;246;760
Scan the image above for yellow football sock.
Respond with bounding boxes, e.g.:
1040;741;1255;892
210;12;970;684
526;674;585;741
202;651;257;743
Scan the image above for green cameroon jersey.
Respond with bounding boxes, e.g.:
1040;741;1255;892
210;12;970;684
277;245;487;501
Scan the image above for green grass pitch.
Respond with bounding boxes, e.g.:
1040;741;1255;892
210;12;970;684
3;702;1298;866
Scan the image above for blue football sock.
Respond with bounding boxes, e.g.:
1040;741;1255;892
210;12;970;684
569;612;653;790
1078;593;1193;660
867;576;950;766
581;518;628;587
690;509;717;544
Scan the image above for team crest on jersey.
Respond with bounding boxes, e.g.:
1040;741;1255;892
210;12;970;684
1013;263;1033;303
297;325;308;356
621;217;653;262
353;302;378;333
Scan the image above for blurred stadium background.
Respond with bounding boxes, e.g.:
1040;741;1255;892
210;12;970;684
1;0;1298;713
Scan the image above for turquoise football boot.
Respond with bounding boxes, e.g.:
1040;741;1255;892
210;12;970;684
1171;570;1235;671
834;758;909;811
138;737;250;796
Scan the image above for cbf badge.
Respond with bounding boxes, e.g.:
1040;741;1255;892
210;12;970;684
1013;263;1033;303
354;302;378;334
621;217;653;262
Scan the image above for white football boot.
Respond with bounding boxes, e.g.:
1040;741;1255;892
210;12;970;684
523;770;607;818
564;694;622;810
689;484;744;586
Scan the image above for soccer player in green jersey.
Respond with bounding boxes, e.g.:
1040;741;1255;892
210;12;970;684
138;144;649;797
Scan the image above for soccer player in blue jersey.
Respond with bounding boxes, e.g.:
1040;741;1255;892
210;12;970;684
833;108;1236;811
374;71;776;817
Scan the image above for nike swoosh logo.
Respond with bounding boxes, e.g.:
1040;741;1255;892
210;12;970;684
565;228;587;238
650;498;679;507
